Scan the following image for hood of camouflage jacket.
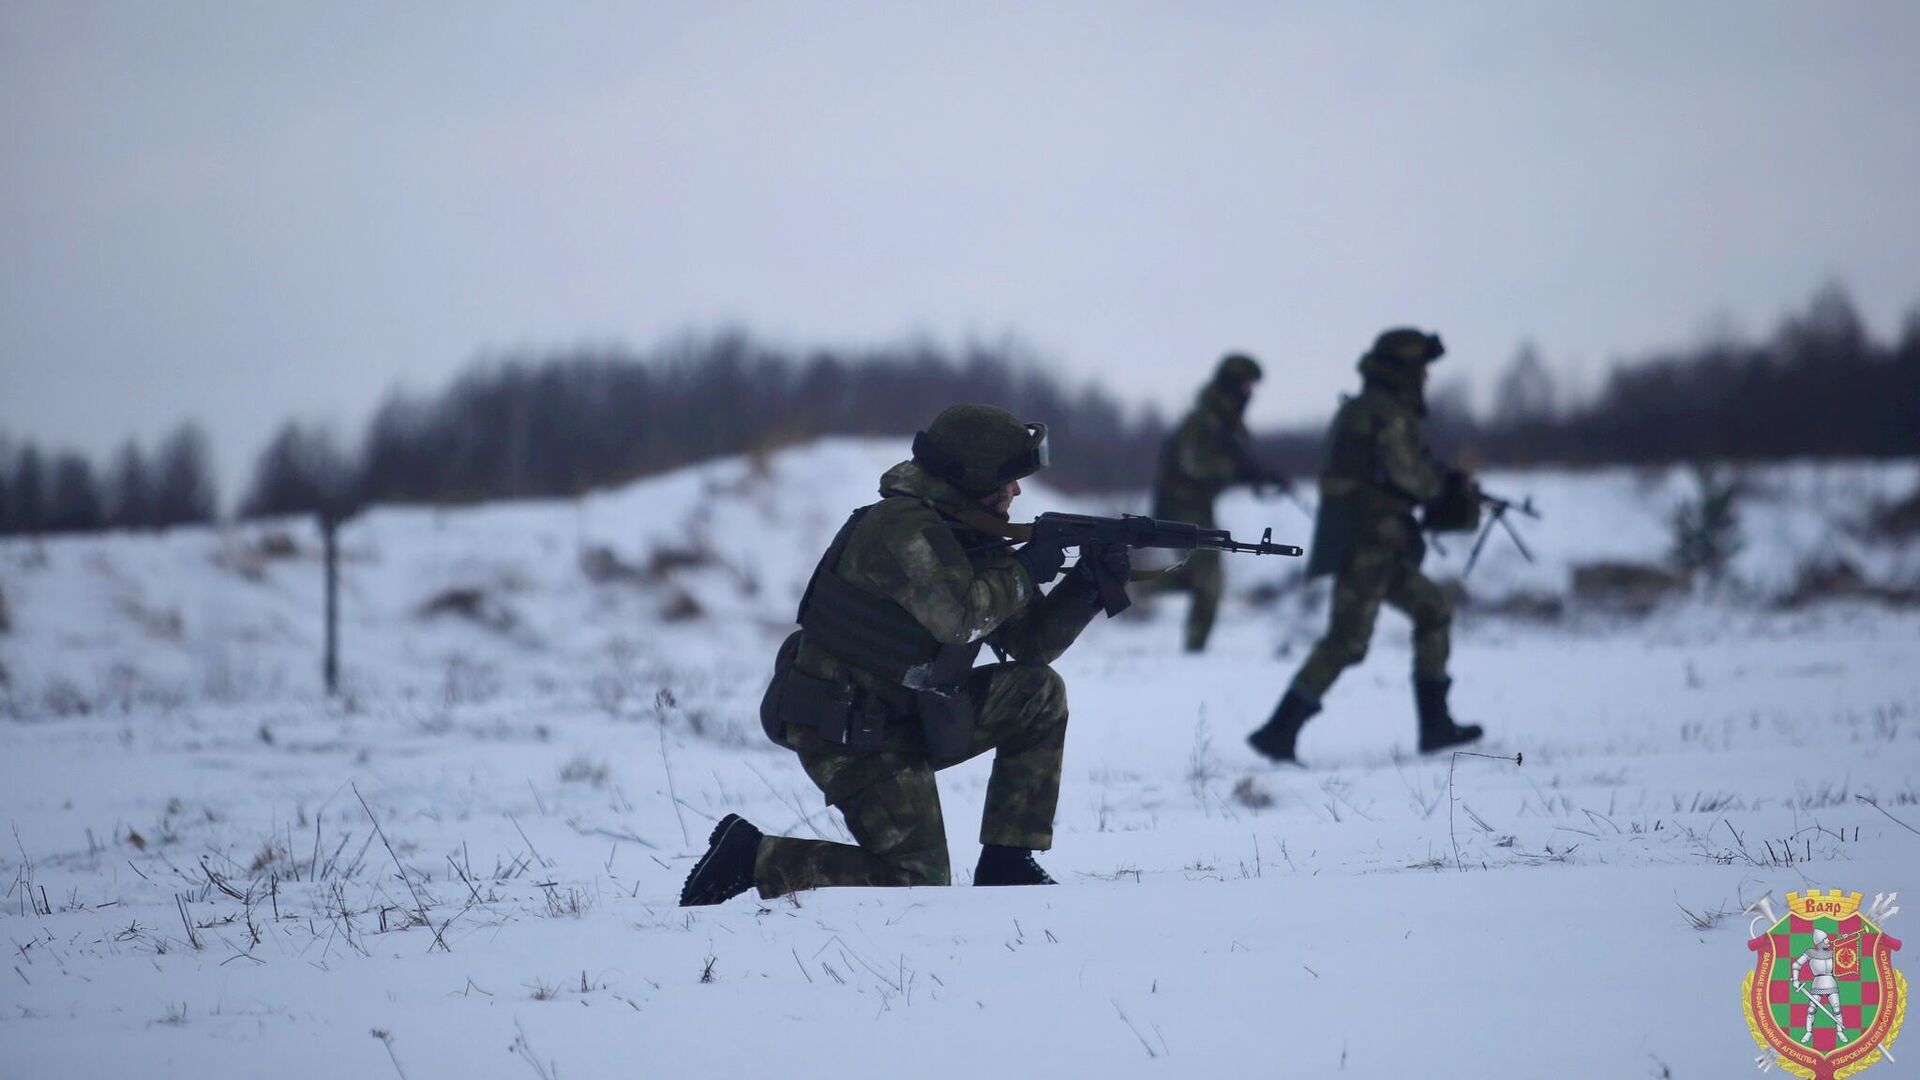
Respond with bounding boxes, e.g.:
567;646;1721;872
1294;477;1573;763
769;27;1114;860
879;460;995;521
1357;352;1427;416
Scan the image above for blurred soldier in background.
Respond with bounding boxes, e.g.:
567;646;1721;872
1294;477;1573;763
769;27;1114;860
681;405;1128;905
1248;328;1485;764
1149;353;1291;652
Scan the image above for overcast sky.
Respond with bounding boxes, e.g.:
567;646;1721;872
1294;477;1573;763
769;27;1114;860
4;2;1918;502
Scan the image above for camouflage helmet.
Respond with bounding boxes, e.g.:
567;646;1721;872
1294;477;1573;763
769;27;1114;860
912;404;1050;495
1368;327;1446;368
1214;352;1263;384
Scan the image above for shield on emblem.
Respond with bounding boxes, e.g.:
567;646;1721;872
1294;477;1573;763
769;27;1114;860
1744;900;1906;1080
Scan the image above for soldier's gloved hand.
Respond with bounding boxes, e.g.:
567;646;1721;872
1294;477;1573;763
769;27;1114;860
1073;544;1134;614
1013;539;1068;586
1076;543;1132;585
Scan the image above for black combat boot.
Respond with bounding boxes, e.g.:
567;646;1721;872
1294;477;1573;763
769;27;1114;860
974;844;1056;886
1247;691;1320;764
1415;677;1484;754
679;814;763;906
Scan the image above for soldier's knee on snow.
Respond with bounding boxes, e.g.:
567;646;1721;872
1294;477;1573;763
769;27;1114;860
887;847;951;887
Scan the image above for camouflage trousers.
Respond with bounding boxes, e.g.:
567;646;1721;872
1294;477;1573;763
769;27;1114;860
1145;497;1223;651
1288;539;1452;702
753;662;1068;897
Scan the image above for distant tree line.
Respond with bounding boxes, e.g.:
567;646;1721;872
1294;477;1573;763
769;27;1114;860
243;333;1170;519
0;423;217;538
260;285;1914;520
7;285;1914;537
1426;285;1920;468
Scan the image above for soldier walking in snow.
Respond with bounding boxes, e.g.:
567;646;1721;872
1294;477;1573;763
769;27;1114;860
1149;353;1291;653
1248;328;1485;764
681;405;1126;905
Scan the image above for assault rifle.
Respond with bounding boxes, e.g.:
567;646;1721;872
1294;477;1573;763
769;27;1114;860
1461;491;1542;578
1020;512;1303;617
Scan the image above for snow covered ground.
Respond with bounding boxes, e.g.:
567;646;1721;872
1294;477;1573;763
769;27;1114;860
3;439;1917;1078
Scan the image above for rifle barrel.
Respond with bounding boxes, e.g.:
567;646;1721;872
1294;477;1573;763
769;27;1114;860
1219;538;1305;557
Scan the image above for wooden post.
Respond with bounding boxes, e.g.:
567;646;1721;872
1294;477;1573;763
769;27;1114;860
322;511;340;696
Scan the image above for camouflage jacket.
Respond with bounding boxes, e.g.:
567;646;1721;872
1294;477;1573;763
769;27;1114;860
1152;383;1264;519
787;461;1100;748
1304;358;1445;577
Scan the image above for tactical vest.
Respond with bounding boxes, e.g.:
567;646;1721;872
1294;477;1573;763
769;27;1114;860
759;505;984;758
1306;393;1430;577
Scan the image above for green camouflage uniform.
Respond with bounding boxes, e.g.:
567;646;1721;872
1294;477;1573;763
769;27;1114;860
1289;351;1452;701
754;460;1102;896
1151;381;1266;650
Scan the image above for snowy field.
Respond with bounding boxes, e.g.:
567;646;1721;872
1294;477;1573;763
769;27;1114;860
3;439;1918;1078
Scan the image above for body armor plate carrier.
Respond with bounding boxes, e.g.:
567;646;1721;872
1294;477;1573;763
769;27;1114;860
761;506;982;757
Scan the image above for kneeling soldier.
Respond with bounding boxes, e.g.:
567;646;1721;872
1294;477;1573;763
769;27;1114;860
681;405;1123;905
